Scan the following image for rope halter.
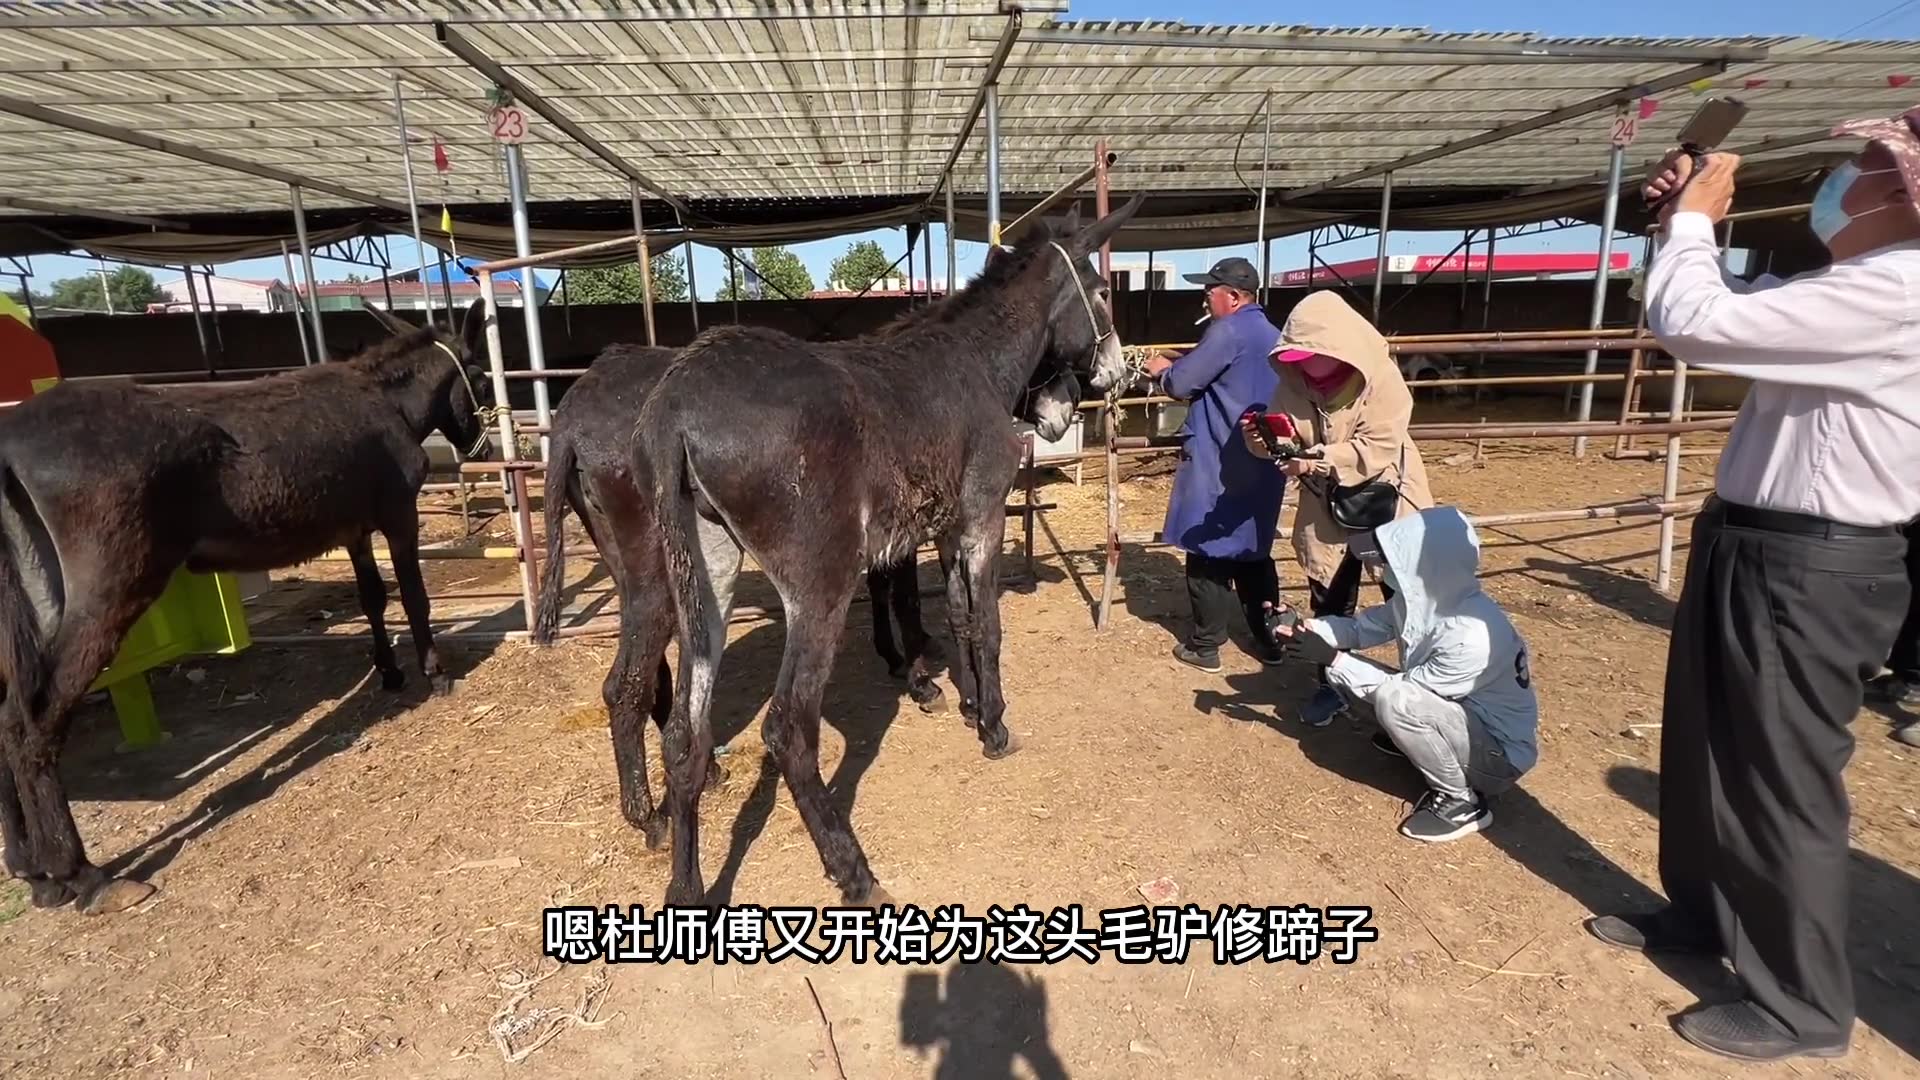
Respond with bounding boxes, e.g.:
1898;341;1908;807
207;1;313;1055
432;340;500;458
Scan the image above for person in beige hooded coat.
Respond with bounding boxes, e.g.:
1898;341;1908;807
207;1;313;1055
1241;289;1434;726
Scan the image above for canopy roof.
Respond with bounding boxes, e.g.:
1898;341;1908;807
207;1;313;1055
0;3;1913;261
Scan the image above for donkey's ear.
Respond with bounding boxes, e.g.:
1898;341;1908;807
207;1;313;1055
1073;192;1145;256
1057;203;1082;236
363;302;416;337
459;297;488;361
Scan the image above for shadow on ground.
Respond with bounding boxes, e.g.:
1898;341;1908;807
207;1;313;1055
901;962;1071;1079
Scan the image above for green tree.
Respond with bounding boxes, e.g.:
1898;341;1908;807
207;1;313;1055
717;246;814;302
828;239;896;292
565;254;689;305
43;266;171;313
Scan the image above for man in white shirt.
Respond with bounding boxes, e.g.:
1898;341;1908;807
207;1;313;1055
1587;106;1920;1063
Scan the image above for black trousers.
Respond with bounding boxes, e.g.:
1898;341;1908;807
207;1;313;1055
1308;553;1396;687
1184;552;1280;652
1657;498;1910;1043
1887;522;1920;680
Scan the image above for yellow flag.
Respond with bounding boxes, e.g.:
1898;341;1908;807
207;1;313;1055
1688;77;1714;92
439;205;453;234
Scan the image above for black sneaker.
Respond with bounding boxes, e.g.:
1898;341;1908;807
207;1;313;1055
1371;731;1405;758
1398;790;1491;842
1584;909;1719;955
1172;644;1222;674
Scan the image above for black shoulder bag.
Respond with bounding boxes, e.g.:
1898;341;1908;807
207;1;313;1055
1326;443;1410;531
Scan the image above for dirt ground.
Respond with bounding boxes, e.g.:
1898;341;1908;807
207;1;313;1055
4;421;1919;1080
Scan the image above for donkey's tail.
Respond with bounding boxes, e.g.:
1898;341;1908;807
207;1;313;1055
0;464;52;723
635;415;715;677
530;429;578;646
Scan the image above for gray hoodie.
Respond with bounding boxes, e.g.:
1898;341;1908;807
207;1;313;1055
1306;506;1540;774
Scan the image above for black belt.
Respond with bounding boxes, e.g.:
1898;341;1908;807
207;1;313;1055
1712;497;1903;539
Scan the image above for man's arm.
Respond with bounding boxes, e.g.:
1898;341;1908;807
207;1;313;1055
1305;605;1396;652
1160;323;1238;400
1328;616;1494;702
1647;211;1912;392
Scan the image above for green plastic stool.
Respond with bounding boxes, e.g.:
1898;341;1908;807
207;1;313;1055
88;566;253;752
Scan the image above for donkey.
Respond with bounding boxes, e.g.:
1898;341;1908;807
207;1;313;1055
531;336;1082;850
0;300;494;915
633;196;1141;907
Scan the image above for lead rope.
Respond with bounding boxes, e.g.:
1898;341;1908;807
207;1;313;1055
433;340;506;457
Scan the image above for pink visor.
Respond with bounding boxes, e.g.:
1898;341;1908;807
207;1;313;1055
1272;349;1316;363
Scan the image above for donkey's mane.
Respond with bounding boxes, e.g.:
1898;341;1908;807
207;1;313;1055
346;325;454;388
866;218;1070;340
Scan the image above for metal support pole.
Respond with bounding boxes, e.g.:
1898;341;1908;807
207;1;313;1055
181;263;212;377
503;143;551;461
630;181;657;346
985;84;1003;247
1256;91;1272;306
945;181;958;292
1372;172;1393;322
203;265;225;355
477;270;536;625
279;242;313;365
289;184;327;361
924;213;935;302
1095;140;1120;632
392;75;435;325
1574;141;1627;458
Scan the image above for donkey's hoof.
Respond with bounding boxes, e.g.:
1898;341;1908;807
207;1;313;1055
78;878;155;916
982;729;1023;761
861;884;900;910
663;879;705;908
28;879;74;909
912;686;950;716
379;668;406;692
640;814;671;852
705;758;727;789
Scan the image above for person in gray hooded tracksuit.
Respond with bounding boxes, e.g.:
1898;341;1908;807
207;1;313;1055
1266;505;1540;842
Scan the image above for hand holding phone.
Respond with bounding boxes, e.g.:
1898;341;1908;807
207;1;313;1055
1239;407;1299;460
1645;96;1748;215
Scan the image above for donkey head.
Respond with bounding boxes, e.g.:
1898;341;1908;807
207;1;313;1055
1029;192;1144;395
365;299;497;459
1022;362;1080;443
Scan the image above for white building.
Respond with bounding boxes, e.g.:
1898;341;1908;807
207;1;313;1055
150;274;295;313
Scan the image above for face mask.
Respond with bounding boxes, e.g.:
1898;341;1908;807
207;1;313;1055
1810;162;1899;245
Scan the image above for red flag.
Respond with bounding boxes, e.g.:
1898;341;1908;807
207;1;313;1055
432;138;450;173
1638;98;1661;121
1743;78;1770;90
1889;74;1913;89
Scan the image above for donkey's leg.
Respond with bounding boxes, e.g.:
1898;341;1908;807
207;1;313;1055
345;533;404;691
382;511;450;695
889;559;947;714
660;514;743;907
0;754;49;900
866;566;907;678
609;577;679;851
955;515;1018;760
937;539;983;730
762;576;891;906
7;605;158;913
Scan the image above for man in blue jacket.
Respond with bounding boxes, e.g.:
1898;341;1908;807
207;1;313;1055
1144;256;1286;673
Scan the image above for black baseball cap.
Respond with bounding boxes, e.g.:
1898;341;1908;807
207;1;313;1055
1183;256;1261;294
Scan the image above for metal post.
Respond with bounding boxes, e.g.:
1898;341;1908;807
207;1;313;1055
477;269;536;624
437;249;454;315
203;266;225;355
985;84;1003;247
630;181;658;346
924;213;935;302
1095;140;1120;632
503;143;552;461
392;75;436;326
676;208;699;336
96;264;115;315
290;184;327;360
181;263;212;377
945;180;958;292
1371;172;1393;322
1255;91;1272;306
1574;142;1627;458
279;241;313;365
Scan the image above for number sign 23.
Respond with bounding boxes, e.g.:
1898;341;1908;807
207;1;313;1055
489;105;529;145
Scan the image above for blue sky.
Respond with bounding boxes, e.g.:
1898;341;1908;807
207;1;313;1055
17;0;1919;300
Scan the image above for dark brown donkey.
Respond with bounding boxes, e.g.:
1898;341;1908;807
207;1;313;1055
0;300;494;915
634;197;1141;907
530;337;1081;850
